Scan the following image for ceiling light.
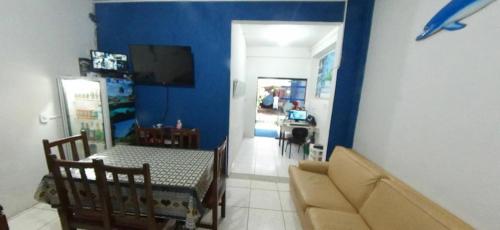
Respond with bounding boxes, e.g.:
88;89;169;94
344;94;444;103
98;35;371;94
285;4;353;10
265;25;306;47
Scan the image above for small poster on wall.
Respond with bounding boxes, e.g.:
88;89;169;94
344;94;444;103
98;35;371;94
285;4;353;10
315;52;335;99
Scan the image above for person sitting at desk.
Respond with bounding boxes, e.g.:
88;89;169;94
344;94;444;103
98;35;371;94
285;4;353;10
292;101;303;110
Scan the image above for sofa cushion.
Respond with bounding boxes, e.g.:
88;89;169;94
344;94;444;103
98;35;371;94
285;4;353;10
298;160;329;174
360;179;456;230
328;146;383;210
292;194;313;230
289;166;356;213
305;208;370;230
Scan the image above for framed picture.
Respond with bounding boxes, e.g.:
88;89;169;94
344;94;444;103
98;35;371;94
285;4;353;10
315;52;335;99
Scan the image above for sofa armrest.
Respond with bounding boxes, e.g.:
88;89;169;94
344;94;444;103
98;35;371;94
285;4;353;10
298;160;329;174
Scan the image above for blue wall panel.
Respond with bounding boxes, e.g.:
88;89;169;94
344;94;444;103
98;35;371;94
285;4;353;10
327;0;375;158
95;1;374;153
96;2;345;150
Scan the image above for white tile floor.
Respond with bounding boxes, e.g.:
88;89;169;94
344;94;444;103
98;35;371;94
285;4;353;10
231;137;306;178
7;178;302;230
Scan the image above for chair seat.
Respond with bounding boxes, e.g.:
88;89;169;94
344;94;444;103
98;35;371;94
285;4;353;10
306;208;370;230
289;166;356;213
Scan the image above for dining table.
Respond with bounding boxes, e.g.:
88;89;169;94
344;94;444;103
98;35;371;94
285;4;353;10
34;145;214;229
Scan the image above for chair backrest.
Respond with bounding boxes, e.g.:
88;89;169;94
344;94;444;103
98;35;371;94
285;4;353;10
96;162;156;230
0;204;8;230
171;128;200;149
136;127;165;147
213;137;228;195
43;131;91;171
48;155;105;227
292;128;309;141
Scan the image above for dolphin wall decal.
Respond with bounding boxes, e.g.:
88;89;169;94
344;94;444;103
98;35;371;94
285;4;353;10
416;0;497;41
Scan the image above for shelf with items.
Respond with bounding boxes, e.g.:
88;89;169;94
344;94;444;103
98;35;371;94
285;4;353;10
76;109;100;120
74;91;101;101
109;101;135;110
78;121;105;142
308;144;324;161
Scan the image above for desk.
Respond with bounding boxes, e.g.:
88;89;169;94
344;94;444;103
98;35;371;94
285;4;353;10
34;145;213;228
278;121;316;156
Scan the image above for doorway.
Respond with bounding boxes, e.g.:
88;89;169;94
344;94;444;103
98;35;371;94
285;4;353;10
254;77;307;138
228;20;344;177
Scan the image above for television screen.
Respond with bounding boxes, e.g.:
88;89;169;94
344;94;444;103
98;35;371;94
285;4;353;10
91;50;128;72
129;45;194;86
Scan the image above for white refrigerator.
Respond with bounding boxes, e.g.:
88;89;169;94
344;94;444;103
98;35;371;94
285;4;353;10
58;76;112;154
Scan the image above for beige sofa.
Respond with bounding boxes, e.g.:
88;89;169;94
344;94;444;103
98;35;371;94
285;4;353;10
289;146;473;230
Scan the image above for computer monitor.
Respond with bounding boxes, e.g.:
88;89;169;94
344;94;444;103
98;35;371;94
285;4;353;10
288;110;307;121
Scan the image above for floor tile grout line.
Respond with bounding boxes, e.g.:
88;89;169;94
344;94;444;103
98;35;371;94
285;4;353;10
247;208;287;229
282;210;288;230
8;207;59;230
277;186;287;230
248;207;286;212
246;186;252;230
7;209;30;221
249;188;282;211
250;180;279;191
250;187;278;192
36;219;57;230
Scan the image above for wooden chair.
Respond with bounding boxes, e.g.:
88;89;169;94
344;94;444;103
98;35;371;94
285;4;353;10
49;155;174;230
0;204;8;230
96;161;175;230
170;128;200;149
43;131;91;172
198;137;228;230
48;155;106;230
135;127;165;147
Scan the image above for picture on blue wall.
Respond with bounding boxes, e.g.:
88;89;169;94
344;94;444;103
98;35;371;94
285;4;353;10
112;119;136;144
315;52;335;99
107;77;135;123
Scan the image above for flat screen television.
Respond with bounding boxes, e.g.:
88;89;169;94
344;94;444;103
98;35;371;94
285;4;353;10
129;45;194;86
90;50;128;72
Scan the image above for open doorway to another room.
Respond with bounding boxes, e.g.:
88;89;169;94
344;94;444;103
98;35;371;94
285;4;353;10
255;78;307;138
228;21;343;179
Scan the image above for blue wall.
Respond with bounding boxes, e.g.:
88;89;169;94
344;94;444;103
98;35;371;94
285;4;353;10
96;1;374;153
327;0;375;158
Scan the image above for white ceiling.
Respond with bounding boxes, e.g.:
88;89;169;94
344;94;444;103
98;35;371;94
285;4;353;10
240;23;339;47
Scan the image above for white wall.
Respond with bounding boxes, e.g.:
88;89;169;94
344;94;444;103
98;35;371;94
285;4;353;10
305;28;340;154
228;24;247;167
0;0;95;217
355;0;500;229
244;47;312;137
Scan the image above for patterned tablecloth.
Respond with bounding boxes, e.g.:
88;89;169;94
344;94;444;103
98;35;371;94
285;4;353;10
34;145;214;227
